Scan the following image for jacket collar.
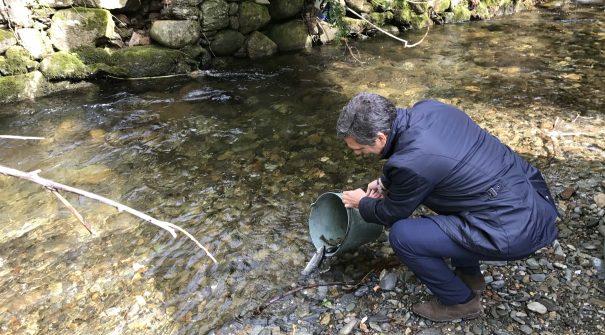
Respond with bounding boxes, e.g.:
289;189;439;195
380;107;408;159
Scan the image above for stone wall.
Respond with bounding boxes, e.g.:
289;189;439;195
0;0;535;103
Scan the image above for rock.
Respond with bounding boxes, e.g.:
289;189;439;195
0;46;38;76
74;0;142;10
269;0;304;20
594;193;605;207
246;31;277;59
429;0;451;13
108;46;191;78
559;186;576;200
128;30;150;47
267;20;312;51
238;2;271;34
338;318;358;335
149;20;201;49
40;51;90;80
0;71;47;103
37;0;75;8
527;301;547;314
346;0;372;13
201;0;230;31
379;272;398;291
49;7;116;51
5;0;32;27
16;28;54;60
210;30;245;56
530;273;546;282
0;29;17;54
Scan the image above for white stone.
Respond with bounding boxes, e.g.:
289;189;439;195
16;28;53;60
527;301;548;314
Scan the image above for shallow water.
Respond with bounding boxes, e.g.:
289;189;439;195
0;5;604;335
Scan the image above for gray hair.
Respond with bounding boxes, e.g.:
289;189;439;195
336;92;397;145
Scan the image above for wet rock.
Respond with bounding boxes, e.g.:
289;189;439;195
379;272;398;291
338;318;358;335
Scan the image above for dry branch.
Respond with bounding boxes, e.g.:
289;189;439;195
0;164;218;264
0;135;45;140
51;189;93;234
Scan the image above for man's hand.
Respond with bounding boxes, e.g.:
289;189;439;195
366;179;384;199
342;188;366;208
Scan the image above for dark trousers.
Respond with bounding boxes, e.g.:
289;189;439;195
389;217;531;305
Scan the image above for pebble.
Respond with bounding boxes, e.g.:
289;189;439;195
527;301;548;314
338;318;358;335
490;280;505;289
530;273;546;282
380;272;398;291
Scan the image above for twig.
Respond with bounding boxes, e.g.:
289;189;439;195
51;190;93;234
346;6;430;48
0;165;218;264
255;268;376;315
0;135;45;140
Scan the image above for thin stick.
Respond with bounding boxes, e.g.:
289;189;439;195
0;165;218;264
346;7;430;48
51;190;93;234
0;135;45;140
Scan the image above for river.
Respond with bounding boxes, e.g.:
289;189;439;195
0;4;604;335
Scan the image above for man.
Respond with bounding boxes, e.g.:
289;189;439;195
337;93;558;321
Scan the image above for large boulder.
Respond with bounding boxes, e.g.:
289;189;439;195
108;46;192;78
0;71;47;103
267;20;312;51
0;46;38;76
0;29;17;54
201;0;230;31
246;31;277;59
210;30;245;56
268;0;304;20
49;7;116;51
16;28;54;60
40;51;90;80
149;20;201;48
238;2;271;34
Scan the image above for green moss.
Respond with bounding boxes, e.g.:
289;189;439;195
0;46;37;75
368;12;394;26
108;46;190;78
0;29;15;45
0;71;46;103
40;51;90;80
73;46;112;65
400;2;430;29
452;3;472;22
473;2;493;19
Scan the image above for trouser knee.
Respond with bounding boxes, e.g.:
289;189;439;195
389;220;415;256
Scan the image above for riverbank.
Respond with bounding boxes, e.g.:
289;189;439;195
0;0;540;103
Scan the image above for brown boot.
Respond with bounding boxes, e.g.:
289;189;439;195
412;294;482;322
455;269;487;292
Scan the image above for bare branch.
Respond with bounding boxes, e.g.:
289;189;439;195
0;164;218;264
345;6;430;48
0;135;45;140
51;189;93;235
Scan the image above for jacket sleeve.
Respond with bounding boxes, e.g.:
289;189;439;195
358;165;434;227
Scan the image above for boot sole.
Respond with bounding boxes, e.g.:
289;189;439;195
413;309;482;322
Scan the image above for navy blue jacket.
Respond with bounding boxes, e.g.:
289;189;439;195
359;100;558;257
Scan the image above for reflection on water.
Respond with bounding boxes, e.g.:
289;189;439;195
0;6;604;334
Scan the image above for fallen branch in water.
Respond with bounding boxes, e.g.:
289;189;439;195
346;7;430;48
0;164;218;264
51;189;93;234
0;135;45;140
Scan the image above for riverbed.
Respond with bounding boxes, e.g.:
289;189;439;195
1;4;604;335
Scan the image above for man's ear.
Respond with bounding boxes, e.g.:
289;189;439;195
376;132;388;145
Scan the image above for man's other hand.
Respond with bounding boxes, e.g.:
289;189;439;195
366;179;384;199
342;188;366;208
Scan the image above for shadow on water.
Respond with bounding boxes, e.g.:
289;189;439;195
0;4;604;334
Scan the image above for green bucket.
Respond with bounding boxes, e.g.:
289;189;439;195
308;192;384;257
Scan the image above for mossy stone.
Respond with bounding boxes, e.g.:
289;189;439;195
452;3;472;22
0;71;47;103
238;2;271;34
50;7;115;51
394;1;431;29
40;51;90;80
108;46;190;78
0;46;38;75
73;46;113;65
0;29;17;54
